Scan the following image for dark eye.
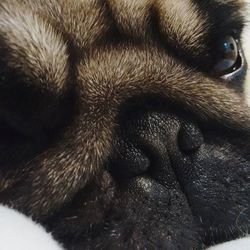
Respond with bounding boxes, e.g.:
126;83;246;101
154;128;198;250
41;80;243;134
213;36;244;78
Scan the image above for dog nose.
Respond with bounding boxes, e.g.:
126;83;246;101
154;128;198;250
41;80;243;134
178;123;204;153
108;108;204;180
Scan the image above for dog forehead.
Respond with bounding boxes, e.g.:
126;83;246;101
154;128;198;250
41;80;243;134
109;0;208;54
44;0;243;56
155;0;208;54
4;0;244;55
0;0;244;81
64;0;208;54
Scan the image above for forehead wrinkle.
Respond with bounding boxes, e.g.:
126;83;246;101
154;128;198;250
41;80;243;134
107;0;151;38
155;0;209;55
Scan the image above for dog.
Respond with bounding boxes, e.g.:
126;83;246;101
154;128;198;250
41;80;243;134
0;0;249;249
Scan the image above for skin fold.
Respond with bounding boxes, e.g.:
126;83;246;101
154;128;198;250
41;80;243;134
0;0;249;249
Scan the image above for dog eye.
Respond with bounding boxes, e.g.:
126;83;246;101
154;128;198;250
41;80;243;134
213;36;243;77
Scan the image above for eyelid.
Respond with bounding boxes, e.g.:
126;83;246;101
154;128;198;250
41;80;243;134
214;36;239;76
221;41;246;81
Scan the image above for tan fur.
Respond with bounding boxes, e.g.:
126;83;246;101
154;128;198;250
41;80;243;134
0;1;68;91
107;0;208;55
0;0;249;218
107;0;152;38
154;0;209;56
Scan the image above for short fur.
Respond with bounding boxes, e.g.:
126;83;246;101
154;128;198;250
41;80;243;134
0;0;249;249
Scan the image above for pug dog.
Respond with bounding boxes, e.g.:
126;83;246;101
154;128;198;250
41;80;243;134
0;0;250;249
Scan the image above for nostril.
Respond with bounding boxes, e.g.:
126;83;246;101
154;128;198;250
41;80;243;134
109;110;204;180
178;123;204;153
109;141;151;179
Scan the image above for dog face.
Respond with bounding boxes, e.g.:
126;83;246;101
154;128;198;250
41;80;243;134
0;0;250;249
